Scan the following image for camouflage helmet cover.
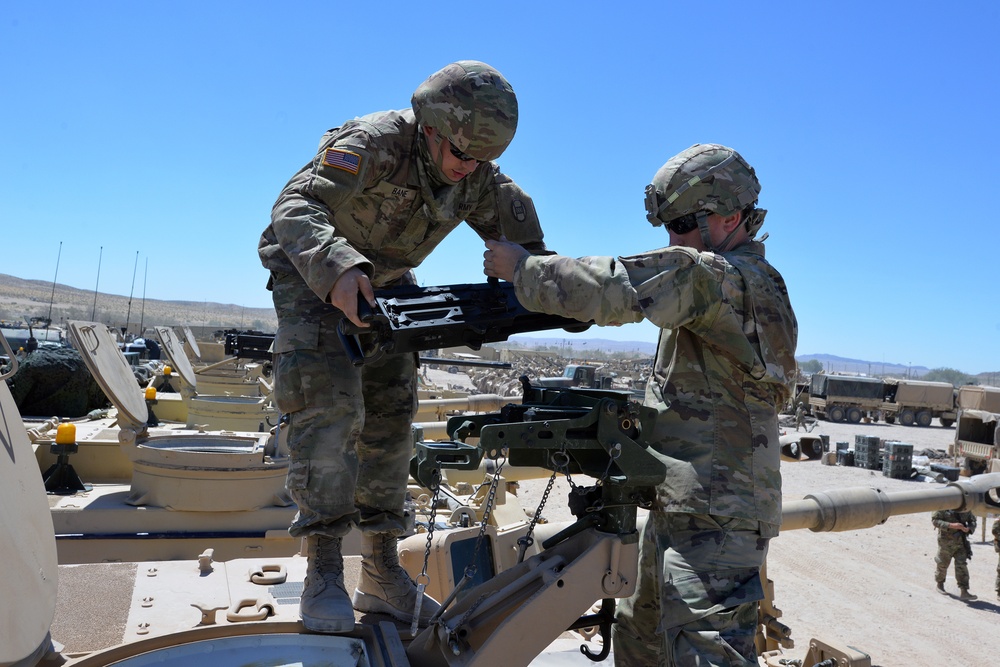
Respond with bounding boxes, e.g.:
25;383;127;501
411;60;518;162
644;143;765;235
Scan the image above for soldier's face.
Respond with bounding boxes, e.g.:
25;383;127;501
668;218;712;251
668;213;741;252
424;127;479;183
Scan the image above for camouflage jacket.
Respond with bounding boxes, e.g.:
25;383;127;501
932;509;976;546
513;240;797;526
259;109;548;300
993;517;1000;552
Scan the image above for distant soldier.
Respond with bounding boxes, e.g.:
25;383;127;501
992;516;1000;599
795;403;806;431
932;508;977;600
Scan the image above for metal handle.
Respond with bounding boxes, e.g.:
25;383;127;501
0;331;18;380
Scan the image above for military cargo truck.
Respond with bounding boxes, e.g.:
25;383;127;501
810;374;958;427
535;364;614;389
953;385;1000;475
808;373;884;423
881;378;958;427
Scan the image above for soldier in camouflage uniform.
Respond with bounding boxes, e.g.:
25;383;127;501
931;508;978;600
258;60;551;634
485;144;798;666
993;516;1000;598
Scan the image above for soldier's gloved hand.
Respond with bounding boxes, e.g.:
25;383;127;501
484;236;529;282
329;267;375;328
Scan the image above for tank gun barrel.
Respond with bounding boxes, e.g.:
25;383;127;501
782;473;1000;532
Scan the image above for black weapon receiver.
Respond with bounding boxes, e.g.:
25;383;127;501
337;278;592;366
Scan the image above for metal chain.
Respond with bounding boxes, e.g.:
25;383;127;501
413;465;442;637
462;448;507;582
516;460;559;563
447;448;508;647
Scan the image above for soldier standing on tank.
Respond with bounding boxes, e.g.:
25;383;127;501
485;144;798;666
932;508;978;600
258;60;552;634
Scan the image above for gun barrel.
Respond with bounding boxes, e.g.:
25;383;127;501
781;473;1000;532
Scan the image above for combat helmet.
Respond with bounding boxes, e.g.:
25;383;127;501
412;60;518;162
644;144;766;250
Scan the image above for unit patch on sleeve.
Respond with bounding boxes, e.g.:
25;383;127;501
323;148;362;175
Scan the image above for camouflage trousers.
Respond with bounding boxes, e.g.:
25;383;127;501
995;553;1000;595
271;273;418;538
613;512;773;667
935;541;971;589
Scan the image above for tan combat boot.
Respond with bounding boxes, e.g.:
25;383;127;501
959;588;978;601
352;532;441;625
300;535;355;633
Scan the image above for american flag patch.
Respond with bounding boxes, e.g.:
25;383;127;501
322;147;362;174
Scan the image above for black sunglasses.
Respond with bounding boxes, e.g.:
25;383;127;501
448;143;478;162
665;211;702;235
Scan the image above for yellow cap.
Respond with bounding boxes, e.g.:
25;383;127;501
56;422;77;445
164;366;172;376
145;387;157;401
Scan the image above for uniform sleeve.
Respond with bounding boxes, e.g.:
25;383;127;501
269;130;381;301
513;247;724;329
465;166;551;255
512;254;643;326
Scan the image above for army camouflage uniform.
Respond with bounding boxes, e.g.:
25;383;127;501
259;107;548;538
510;170;797;663
258;61;549;630
932;508;976;594
993;517;1000;597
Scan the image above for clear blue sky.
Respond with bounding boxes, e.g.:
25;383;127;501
2;2;997;374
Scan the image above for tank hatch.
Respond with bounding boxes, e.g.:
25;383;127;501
1;362;59;665
182;325;202;360
67;321;148;430
154;325;198;390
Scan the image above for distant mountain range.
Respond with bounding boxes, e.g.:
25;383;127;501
795;353;929;378
2;273;994;382
509;339;996;383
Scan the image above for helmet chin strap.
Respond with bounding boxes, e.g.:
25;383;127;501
696;211;745;253
416;127;452;188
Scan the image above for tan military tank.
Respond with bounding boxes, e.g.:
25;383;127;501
6;330;1000;667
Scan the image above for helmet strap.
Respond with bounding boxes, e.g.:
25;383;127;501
416;127;452;189
698;211;746;253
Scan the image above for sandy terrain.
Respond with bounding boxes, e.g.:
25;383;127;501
762;419;999;667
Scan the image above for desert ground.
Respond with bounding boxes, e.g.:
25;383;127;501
428;369;1000;666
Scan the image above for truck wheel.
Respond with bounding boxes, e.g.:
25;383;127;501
884;414;896;424
939;418;955;428
898;409;915;426
915;410;933;427
846;407;863;424
828;406;845;423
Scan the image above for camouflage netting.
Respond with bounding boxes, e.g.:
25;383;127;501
6;347;109;418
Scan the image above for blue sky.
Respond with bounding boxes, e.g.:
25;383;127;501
2;2;997;374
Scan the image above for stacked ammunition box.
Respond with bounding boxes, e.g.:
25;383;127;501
854;435;881;470
882;441;914;479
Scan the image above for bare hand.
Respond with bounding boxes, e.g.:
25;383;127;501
484;237;529;282
328;267;375;327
